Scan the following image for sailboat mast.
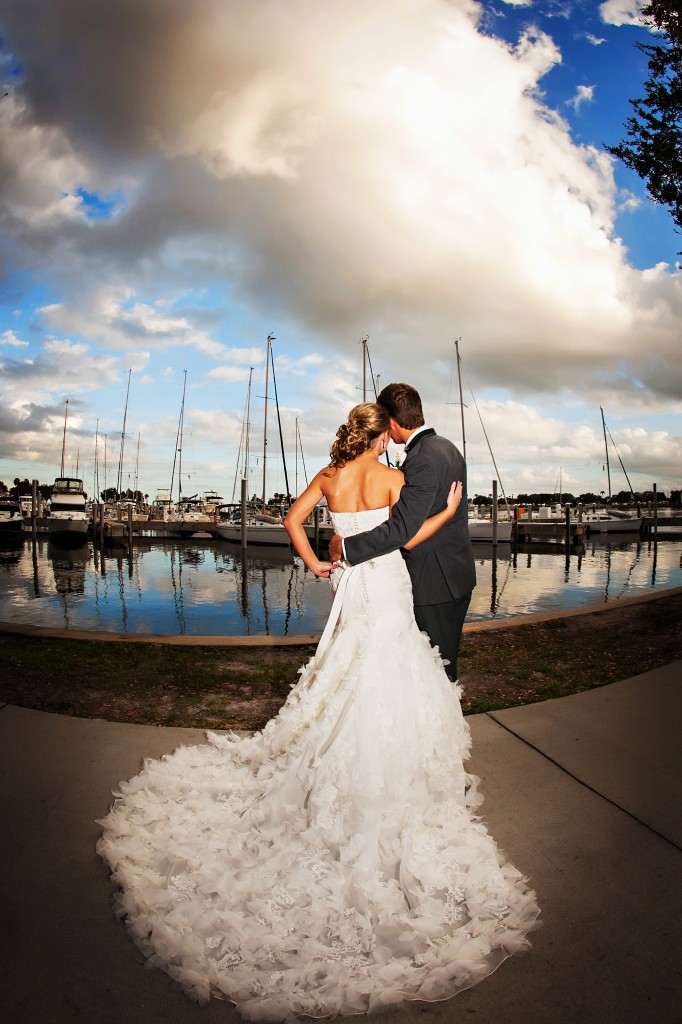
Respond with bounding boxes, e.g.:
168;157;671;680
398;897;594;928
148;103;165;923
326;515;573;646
178;369;187;506
455;338;466;465
261;334;273;507
600;406;611;499
134;433;140;497
245;366;253;487
117;368;132;496
60;399;69;476
362;336;368;401
269;341;291;500
93;419;99;500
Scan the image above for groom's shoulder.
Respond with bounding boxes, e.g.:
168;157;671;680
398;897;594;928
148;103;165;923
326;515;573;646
421;432;462;460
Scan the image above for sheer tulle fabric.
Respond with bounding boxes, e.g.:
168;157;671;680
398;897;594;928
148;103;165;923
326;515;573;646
98;507;540;1020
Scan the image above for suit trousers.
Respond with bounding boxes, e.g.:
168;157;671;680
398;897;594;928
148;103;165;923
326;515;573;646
414;592;472;682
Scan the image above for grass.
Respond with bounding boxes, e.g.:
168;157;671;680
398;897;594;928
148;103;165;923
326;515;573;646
1;590;680;730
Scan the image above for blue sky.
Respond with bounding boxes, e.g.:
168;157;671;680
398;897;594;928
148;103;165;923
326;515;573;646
0;0;680;503
478;0;681;269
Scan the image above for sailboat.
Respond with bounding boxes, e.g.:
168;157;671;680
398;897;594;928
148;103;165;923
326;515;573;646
48;400;90;540
447;340;513;543
163;371;215;535
582;408;642;534
215;336;291;546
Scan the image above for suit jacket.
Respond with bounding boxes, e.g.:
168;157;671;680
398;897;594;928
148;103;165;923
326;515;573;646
344;428;476;605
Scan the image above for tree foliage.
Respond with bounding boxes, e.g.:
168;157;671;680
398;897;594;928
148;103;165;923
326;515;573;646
607;1;682;242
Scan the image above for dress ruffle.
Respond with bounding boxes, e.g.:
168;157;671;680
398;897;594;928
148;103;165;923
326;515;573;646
98;507;540;1019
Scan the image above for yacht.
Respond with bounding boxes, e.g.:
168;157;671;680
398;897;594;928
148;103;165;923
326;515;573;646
48;477;89;538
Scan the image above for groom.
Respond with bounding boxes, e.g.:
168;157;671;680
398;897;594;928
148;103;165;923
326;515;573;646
329;382;476;682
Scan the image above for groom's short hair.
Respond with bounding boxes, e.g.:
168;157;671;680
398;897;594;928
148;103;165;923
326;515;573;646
377;383;425;429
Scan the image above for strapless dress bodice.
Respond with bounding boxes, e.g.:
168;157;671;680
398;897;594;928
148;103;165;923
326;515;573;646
328;505;389;538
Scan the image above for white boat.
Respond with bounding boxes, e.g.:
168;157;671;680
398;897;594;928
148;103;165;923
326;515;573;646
215;511;290;546
582;512;642;533
48;477;89;538
49;401;90;539
167;499;215;528
0;497;25;537
467;517;513;542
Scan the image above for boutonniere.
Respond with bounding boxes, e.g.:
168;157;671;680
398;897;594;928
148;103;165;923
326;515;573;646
393;446;408;470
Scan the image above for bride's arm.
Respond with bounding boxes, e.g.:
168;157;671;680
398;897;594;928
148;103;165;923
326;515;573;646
284;473;335;577
402;481;462;550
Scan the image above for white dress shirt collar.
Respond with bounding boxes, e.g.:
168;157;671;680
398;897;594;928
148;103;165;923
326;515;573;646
404;425;431;451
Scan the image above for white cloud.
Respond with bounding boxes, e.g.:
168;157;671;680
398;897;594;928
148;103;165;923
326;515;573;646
206;366;252;383
0;0;680;495
39;291;231;359
599;1;645;28
567;84;595;112
1;330;28;348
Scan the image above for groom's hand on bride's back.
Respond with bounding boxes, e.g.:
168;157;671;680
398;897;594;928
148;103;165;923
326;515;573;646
329;534;343;563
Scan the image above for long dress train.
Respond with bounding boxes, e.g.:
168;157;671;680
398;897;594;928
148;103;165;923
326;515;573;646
97;507;540;1020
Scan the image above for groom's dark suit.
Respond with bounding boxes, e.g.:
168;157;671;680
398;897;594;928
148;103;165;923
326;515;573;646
343;427;476;680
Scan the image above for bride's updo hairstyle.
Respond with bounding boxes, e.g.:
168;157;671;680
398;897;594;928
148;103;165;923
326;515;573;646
329;402;390;469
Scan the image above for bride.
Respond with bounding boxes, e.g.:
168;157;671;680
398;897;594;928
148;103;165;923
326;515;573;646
97;402;540;1021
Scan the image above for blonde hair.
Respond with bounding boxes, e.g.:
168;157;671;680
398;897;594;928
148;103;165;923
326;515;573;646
329;402;390;468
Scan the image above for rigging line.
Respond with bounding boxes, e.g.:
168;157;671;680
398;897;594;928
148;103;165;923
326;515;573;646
606;426;636;498
270;341;291;500
365;342;391;467
297;420;309;488
460;362;512;514
365;346;379;399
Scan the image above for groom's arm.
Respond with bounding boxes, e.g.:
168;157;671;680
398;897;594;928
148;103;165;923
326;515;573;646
341;460;439;566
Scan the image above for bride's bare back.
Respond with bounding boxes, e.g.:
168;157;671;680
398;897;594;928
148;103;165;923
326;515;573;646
320;451;403;513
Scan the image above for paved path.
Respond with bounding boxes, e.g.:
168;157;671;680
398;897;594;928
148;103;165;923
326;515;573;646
1;661;680;1024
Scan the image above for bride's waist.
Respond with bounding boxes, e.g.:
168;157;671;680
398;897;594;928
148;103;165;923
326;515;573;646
347;550;408;585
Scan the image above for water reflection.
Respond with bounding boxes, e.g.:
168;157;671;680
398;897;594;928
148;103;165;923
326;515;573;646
215;543;311;637
48;539;89;595
0;535;679;635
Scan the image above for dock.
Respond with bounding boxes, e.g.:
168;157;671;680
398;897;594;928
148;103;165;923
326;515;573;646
18;513;682;547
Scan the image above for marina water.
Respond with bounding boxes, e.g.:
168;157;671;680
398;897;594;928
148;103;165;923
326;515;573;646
0;533;680;636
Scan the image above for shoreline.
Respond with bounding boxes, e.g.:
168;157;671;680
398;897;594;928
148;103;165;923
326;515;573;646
1;583;680;646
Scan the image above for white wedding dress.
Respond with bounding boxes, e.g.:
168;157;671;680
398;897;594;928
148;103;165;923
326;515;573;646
98;508;540;1020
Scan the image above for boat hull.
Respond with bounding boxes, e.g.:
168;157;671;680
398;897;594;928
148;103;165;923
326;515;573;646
467;519;513;542
48;514;89;538
215;521;291;546
0;515;25;536
583;517;643;534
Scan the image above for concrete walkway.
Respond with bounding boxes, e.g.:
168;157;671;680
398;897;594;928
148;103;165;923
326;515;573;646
1;662;680;1024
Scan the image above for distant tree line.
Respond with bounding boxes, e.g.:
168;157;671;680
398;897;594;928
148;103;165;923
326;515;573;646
472;490;672;506
3;479;677;507
0;478;149;503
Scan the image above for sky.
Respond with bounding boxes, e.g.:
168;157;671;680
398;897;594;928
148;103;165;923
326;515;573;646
0;0;680;504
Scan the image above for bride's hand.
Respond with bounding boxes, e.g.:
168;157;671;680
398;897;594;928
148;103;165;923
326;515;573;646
446;481;463;517
311;560;334;578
